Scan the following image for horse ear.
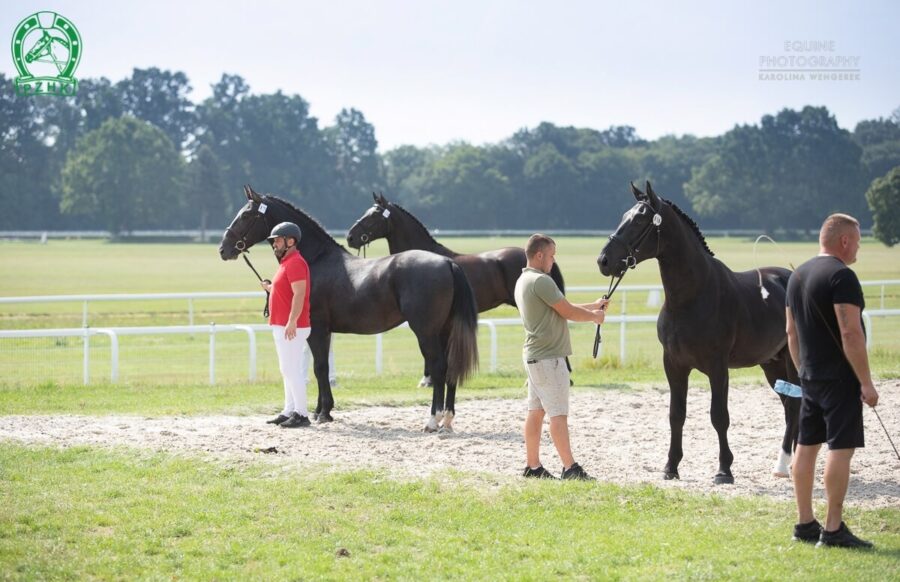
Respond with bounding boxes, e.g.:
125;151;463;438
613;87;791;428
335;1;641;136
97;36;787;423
247;184;262;203
645;181;661;211
630;181;646;201
243;185;251;200
377;192;388;205
372;191;378;202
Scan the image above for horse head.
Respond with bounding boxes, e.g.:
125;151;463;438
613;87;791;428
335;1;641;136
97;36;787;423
346;192;392;250
218;184;276;260
598;181;665;277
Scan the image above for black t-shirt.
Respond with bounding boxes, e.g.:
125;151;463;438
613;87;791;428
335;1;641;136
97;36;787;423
786;255;865;381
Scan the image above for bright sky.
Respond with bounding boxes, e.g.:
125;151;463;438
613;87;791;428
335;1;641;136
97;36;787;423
3;0;898;150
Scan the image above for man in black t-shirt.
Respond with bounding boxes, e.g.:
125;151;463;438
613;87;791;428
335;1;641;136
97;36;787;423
785;213;879;549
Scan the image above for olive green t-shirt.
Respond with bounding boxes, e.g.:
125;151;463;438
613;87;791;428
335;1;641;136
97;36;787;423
514;267;572;360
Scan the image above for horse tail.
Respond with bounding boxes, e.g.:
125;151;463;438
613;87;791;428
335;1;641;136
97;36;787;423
446;262;480;386
549;262;566;294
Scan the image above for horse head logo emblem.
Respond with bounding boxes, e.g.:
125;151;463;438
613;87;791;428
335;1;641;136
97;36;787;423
11;12;82;96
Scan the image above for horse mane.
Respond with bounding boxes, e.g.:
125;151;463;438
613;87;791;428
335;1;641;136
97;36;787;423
387;202;451;250
266;195;345;253
662;197;715;257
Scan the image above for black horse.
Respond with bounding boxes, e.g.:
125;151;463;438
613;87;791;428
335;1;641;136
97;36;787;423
346;193;566;385
598;182;800;484
219;186;479;432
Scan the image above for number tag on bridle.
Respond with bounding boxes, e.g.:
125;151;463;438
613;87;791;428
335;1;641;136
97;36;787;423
258;203;268;214
652;214;662;226
382;209;391;218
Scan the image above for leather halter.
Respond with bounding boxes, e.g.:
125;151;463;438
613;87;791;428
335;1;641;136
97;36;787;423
606;201;662;271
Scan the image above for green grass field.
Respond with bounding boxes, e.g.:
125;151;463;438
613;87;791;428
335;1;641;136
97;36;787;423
2;236;899;579
2;444;898;581
2;237;899;388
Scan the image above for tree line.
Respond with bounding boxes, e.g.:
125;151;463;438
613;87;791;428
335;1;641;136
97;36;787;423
2;68;899;243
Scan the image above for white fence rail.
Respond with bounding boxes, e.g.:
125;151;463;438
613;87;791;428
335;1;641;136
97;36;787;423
1;280;897;327
2;309;898;386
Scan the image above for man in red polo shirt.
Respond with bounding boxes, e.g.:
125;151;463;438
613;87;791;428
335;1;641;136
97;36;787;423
261;222;312;428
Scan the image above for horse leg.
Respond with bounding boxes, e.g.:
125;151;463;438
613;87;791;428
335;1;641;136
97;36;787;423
708;365;734;484
762;354;800;478
308;330;335;422
418;336;445;432
663;353;690;480
440;381;456;433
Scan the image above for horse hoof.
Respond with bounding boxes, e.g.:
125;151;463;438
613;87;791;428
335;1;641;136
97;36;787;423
311;413;319;422
316;413;333;423
438;425;454;435
772;470;790;479
423;425;438;433
663;471;680;481
714;472;734;485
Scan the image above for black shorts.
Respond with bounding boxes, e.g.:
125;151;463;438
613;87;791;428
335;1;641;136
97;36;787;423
798;376;864;449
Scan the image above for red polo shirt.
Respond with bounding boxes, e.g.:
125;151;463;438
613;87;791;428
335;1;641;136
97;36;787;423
268;251;311;328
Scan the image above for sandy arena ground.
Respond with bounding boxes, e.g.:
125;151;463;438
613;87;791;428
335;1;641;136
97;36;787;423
1;381;898;507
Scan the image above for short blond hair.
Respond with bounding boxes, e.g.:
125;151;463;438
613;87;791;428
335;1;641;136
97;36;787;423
819;213;860;247
525;234;555;259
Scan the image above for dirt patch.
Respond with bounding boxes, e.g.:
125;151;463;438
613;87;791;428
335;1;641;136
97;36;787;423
1;381;898;508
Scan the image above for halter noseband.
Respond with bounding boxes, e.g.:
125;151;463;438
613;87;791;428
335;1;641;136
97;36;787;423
606;201;662;271
226;202;269;252
355;204;392;257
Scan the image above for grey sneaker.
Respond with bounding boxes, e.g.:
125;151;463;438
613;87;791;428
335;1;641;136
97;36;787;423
561;462;595;481
816;522;873;549
280;413;312;428
522;465;557;479
792;519;822;543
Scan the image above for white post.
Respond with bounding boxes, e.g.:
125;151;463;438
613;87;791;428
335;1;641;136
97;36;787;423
209;323;216;385
109;331;119;383
96;329;120;383
375;333;383;375
234;325;257;381
479;321;498;372
82;327;90;385
619;291;627;363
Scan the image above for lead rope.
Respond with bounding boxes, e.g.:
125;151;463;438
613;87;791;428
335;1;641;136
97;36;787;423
593;272;625;358
242;252;270;318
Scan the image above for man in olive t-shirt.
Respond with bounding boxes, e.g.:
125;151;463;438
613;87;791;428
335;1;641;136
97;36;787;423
514;234;608;480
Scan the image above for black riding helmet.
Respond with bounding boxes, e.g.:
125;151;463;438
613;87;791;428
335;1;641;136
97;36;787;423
267;222;302;245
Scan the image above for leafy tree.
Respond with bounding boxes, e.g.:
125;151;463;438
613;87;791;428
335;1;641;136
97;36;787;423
685;107;866;230
60;116;185;233
324;108;383;222
118;68;195;150
865;166;900;246
187;145;227;236
195;77;334;223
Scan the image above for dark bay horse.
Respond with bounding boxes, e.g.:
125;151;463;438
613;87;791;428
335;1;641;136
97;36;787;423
598;182;800;484
347;193;566;310
219;185;479;432
346;193;566;384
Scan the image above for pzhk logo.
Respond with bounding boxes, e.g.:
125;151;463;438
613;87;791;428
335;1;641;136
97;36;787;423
11;12;82;96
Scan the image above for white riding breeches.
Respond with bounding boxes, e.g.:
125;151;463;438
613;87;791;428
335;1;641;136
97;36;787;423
272;326;311;417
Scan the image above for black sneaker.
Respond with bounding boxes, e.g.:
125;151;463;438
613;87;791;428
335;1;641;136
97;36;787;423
816;522;873;549
522;465;557;479
561;463;595;481
266;414;290;425
280;413;312;428
792;519;822;543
